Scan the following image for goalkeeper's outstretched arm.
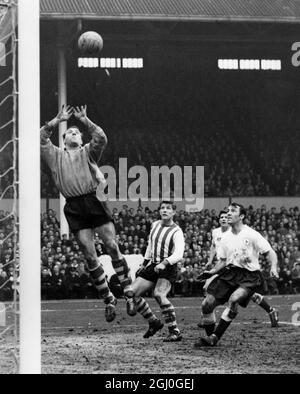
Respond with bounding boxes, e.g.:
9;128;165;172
40;105;73;145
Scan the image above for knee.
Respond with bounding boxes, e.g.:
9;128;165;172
103;238;118;253
133;289;142;298
228;294;241;306
154;290;167;306
202;297;215;314
79;243;96;263
131;282;142;297
153;289;161;304
251;293;263;304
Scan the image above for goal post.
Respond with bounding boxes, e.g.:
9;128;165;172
18;0;41;374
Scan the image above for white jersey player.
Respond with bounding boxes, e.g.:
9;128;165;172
218;224;272;272
195;203;279;348
206;211;230;268
198;209;279;330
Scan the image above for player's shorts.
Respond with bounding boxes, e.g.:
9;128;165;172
206;266;263;308
136;263;178;285
257;273;269;295
64;192;113;233
203;274;219;291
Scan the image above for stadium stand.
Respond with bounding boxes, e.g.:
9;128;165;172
33;130;299;198
0;205;299;300
35;123;300;198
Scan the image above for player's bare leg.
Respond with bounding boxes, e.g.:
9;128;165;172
197;276;218;328
154;278;182;342
251;293;279;327
198;294;217;335
97;222;136;316
199;287;249;347
75;229;117;322
132;277;164;338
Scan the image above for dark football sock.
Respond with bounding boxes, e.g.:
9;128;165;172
214;319;232;340
204;323;216;336
252;293;272;313
202;312;216;335
258;298;272;313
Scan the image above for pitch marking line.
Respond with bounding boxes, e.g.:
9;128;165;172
42;321;299;332
41;294;300;304
41;303;298;313
40;295;300;308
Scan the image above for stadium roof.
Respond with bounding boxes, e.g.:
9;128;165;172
40;0;300;22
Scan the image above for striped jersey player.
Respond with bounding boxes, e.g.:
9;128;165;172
128;200;185;342
144;219;185;266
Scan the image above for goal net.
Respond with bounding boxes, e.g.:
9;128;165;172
1;0;41;374
0;0;19;374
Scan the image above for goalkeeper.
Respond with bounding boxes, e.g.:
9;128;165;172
40;105;135;322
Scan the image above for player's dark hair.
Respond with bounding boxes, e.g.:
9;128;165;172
218;210;228;219
230;202;246;218
159;200;176;211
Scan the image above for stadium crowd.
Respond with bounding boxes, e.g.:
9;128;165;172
0;204;299;301
1;88;300;199
37;125;300;198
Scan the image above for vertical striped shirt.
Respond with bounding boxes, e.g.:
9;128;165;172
144;220;185;265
